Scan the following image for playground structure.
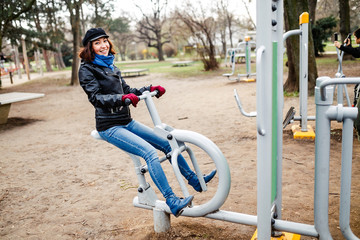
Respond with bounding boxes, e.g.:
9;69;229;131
223;36;256;82
91;1;360;239
280;30;353;140
281;12;316;139
333;32;352;106
91;90;232;231
235;12;315;139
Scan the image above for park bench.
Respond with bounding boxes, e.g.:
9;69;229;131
121;68;149;77
0;92;45;124
172;61;194;67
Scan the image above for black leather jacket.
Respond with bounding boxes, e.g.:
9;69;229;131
340;45;360;58
79;61;150;131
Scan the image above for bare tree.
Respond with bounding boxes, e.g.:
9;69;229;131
31;1;54;72
240;0;256;30
216;0;236;56
317;0;358;36
216;3;228;56
317;0;338;19
176;2;219;71
349;0;360;28
166;11;194;57
108;16;133;61
135;0;170;61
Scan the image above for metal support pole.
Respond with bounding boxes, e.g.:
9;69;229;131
142;91;162;127
153;208;171;233
245;39;251;75
256;0;273;238
340;117;359;240
274;0;284;223
315;76;360;239
299;13;309;131
314;77;334;240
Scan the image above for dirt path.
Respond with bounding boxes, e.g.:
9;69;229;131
0;63;359;239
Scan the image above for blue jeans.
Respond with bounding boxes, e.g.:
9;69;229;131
98;120;196;199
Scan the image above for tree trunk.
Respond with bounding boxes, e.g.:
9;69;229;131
284;0;318;94
227;17;234;48
68;0;81;85
56;43;66;69
308;0;317;25
157;34;165;61
339;0;352;60
70;17;80;85
158;47;165;61
221;41;226;57
42;49;53;72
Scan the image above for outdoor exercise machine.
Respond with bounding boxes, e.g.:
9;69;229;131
91;0;360;239
236;0;360;238
282;12;316;139
91;81;359;240
91;90;232;231
235;12;315;139
333;32;352;106
223;36;256;82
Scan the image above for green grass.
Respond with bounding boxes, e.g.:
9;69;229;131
115;59;225;78
315;55;339;68
284;91;299;97
323;41;336;52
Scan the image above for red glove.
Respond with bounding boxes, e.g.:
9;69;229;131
150;85;166;98
122;93;139;107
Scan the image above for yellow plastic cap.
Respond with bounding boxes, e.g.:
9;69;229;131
299;12;309;25
244;36;251;42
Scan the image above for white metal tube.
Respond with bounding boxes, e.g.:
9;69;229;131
315;79;334;240
142;91;162;127
300;22;308;131
171;130;231;217
256;1;273;238
283;29;302;43
339;118;360;240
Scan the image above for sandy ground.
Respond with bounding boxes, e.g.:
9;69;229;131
0;61;360;239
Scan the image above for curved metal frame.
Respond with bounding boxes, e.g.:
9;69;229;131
91;91;231;218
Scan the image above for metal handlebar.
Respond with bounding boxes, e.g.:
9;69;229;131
319;77;360;101
256;45;266;136
124;90;158;106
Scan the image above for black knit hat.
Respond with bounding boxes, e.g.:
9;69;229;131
82;28;109;46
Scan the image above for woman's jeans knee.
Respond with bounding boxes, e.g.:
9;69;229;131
98;120;173;198
98;120;196;197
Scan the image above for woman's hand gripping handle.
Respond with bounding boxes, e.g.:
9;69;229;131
122;90;159;107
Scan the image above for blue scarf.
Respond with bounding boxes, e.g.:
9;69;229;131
92;54;115;71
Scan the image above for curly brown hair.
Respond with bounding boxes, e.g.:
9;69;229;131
78;38;116;62
354;28;360;39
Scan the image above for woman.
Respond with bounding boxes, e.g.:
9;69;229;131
78;28;216;217
334;28;360;140
334;28;360;58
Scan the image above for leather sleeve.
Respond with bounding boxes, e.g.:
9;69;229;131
79;64;124;108
339;45;360;58
121;78;151;96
